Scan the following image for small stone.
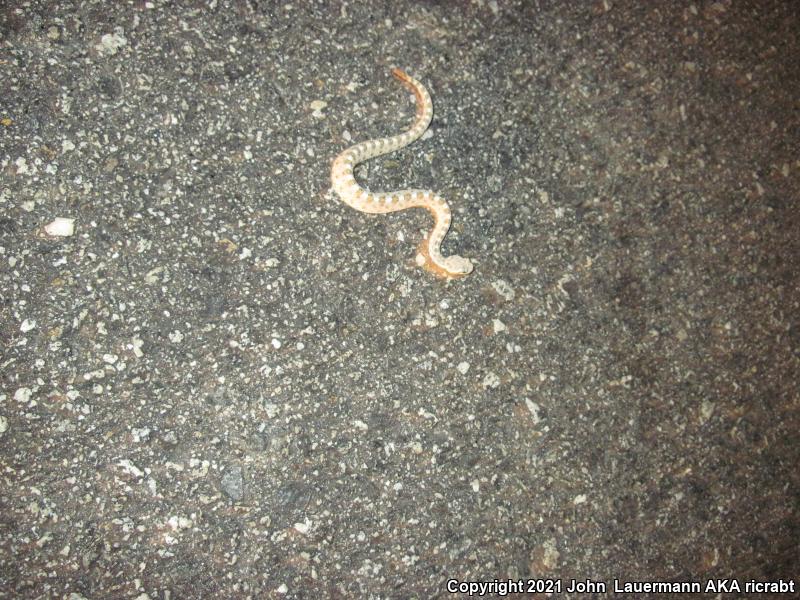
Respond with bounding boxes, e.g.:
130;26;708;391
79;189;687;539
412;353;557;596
169;516;191;530
456;362;470;375
144;267;164;285
95;31;127;56
310;100;327;118
293;519;312;534
131;336;144;358
15;157;31;175
14;388;32;403
524;399;541;424
482;372;500;389
44;217;75;237
131;427;151;443
491;279;515;301
221;465;244;501
699;400;714;424
538;539;560;571
118;459;144;478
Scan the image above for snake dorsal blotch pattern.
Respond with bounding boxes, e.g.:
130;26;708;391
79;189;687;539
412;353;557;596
330;68;473;278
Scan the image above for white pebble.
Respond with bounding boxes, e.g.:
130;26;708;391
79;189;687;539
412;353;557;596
491;279;515;301
95;31;127;56
524;399;541;424
310;100;327;118
44;217;75;237
293;519;312;534
14;388;32;403
167;515;192;530
482;372;500;388
15;157;31;175
118;459;144;478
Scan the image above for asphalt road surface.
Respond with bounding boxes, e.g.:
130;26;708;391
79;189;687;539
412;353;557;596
2;1;798;597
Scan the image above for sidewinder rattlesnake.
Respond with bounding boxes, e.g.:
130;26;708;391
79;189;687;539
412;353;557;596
330;68;473;278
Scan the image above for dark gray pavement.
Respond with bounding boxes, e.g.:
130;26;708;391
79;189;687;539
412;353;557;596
2;1;798;597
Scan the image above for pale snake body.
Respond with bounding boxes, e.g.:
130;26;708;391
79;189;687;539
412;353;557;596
330;68;473;278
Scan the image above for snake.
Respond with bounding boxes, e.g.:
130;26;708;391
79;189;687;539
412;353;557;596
330;68;473;278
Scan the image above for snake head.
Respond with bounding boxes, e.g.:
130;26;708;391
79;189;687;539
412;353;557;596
442;255;474;277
